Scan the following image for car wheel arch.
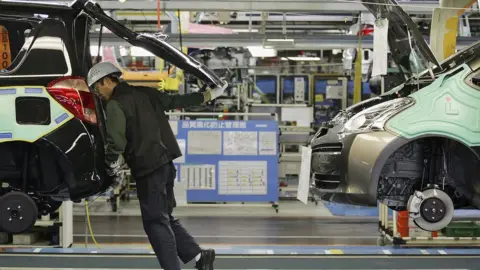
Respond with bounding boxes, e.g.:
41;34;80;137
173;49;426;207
369;133;480;201
0;139;72;189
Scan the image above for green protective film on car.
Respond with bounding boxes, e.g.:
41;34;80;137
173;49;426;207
386;64;480;147
0;86;74;143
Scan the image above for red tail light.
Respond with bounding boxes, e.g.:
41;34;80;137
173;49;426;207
47;76;97;124
359;25;374;36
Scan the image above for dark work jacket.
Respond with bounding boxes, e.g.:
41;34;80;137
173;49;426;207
106;82;205;179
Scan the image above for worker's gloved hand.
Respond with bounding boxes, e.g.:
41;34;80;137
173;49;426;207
106;156;125;177
110;174;125;190
207;80;228;100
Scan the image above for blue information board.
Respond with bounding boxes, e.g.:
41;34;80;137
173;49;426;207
173;120;279;203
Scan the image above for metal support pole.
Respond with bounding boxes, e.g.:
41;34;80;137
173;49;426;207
393;208;398;237
84;200;88;248
166;112;275;117
244;104;250;121
166;11;179;34
379;203;384;228
249;103;309;107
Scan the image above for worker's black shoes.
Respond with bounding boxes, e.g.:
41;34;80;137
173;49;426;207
195;249;216;270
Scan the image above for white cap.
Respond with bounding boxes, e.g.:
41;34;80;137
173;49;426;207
87;62;122;87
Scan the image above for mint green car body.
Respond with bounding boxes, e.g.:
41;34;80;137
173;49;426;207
309;0;480;227
387;64;480;148
0;86;74;143
310;45;480;234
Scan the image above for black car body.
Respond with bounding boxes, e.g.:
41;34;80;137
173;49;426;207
0;0;226;234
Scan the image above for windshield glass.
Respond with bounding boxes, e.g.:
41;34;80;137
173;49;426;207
361;0;440;81
386;18;433;79
408;40;480;81
408;44;427;75
380;40;480;97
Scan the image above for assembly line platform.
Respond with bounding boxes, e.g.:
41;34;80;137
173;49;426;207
2;203;480;269
2;246;480;269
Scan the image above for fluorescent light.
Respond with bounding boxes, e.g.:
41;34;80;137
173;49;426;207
288;57;321;61
90;46;154;57
281;57;321;61
247;46;277;57
266;39;294;42
131;47;154;57
232;29;259;33
332;49;343;55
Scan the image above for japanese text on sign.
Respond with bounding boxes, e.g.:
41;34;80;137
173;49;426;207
181;121;247;129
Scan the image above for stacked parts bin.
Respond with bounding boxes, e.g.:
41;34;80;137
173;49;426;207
442;222;480;237
396;210;438;238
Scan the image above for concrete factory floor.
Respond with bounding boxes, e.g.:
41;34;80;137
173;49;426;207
72;200;379;247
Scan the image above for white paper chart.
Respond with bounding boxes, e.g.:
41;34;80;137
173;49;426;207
223;131;258;155
258;131;277;155
187;130;222;155
218;161;267;195
180;164;216;190
294;77;305;102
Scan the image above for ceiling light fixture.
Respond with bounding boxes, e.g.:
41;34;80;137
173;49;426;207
281;57;321;61
266;39;294;42
232;29;259;33
247;46;277;57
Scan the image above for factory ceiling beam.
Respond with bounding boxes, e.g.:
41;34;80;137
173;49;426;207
111;11;356;22
94;23;350;33
90;33;480;50
92;0;442;14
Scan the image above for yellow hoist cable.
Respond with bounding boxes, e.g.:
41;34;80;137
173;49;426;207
85;199;101;249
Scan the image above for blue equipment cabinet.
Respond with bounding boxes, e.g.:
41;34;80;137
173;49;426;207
173;120;279;203
254;75;278;103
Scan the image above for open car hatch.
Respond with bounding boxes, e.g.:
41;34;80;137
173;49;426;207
77;0;227;89
361;0;441;78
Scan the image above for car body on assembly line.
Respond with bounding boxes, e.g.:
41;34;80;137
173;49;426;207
310;0;480;231
0;0;227;234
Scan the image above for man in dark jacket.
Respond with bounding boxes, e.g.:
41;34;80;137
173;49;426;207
87;61;227;270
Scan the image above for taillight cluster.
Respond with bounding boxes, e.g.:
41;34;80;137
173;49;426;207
359;24;374;36
46;76;97;124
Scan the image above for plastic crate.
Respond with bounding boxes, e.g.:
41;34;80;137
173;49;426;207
442;222;480;237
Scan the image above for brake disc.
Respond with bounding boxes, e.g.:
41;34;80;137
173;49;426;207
0;192;38;234
409;189;454;232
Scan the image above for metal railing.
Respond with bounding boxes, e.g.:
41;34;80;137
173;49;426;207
166;111;278;121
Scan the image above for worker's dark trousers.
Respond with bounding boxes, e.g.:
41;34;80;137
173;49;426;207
136;162;202;270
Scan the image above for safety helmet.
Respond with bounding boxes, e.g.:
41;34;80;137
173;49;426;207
87;61;122;87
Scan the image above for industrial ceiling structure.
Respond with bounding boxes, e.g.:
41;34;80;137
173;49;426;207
40;0;480;50
84;0;443;13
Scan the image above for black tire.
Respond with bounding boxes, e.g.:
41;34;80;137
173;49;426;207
0;191;38;234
